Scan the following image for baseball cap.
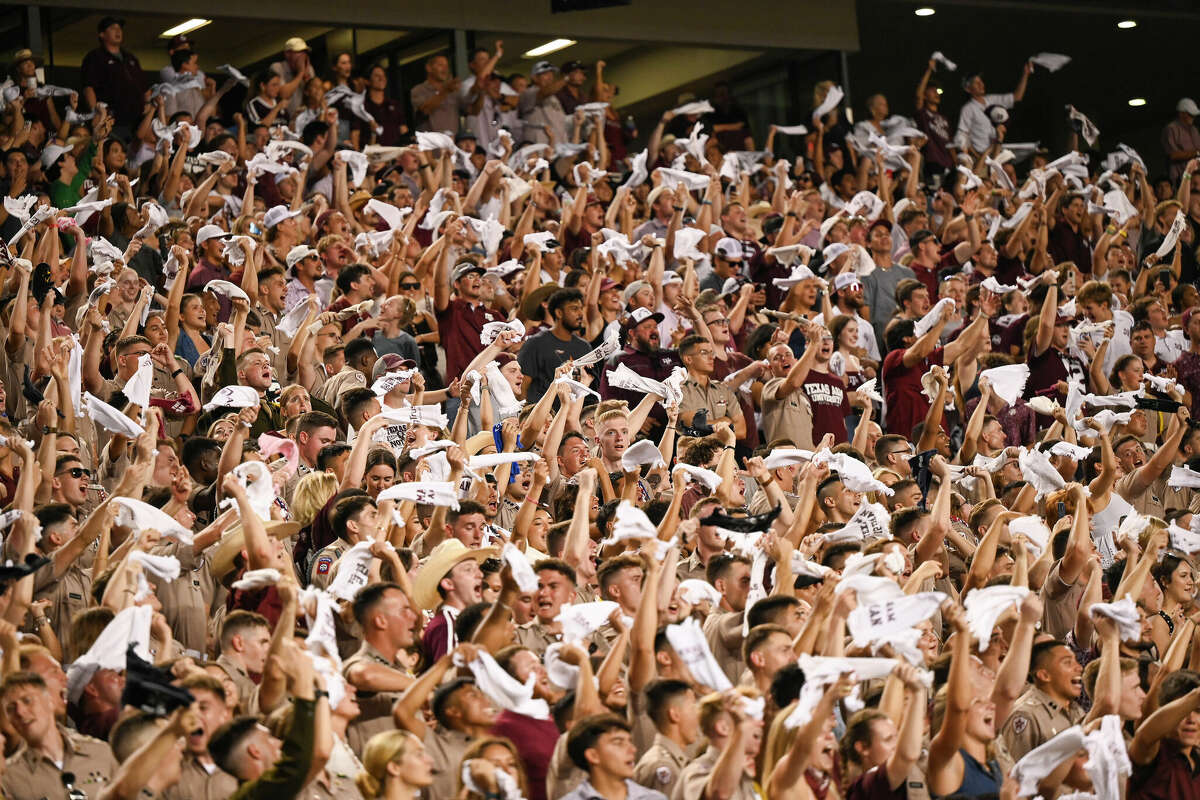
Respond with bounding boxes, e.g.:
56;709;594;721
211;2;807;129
40;143;69;169
96;16;125;33
372;353;417;379
195;224;232;246
623;280;650;304
714;237;744;262
662;271;683;286
284;37;310;53
561;60;585;73
264;205;301;229
452;262;485;282
868;218;892;236
167;34;193;50
1179;98;1200;116
599;278;622;293
285;245;319;268
833;272;861;292
531;61;556;76
624;306;665;328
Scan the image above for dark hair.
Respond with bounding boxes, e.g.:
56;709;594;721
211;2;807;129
453;601;491;642
747;595;801;629
744;323;779;359
208;715;260;775
431;677;476;729
534;558;577;586
884;318;917;352
180;436;221;474
679;334;709;357
340;387;378;425
344;337;377;367
336;264;372;295
644;679;693;727
548;288;584;318
706;552;750;585
351;581;404;626
770;663;806;708
297;411;339;438
1029;639;1067;683
35;502;75;531
316;442;352;470
447;500;488;524
331;495;377;537
566;714;631;771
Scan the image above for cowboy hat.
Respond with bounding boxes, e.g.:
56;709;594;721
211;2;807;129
411;539;497;611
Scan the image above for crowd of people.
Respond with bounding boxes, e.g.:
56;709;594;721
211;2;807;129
2;15;1200;800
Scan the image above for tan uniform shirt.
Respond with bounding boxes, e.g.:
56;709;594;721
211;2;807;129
679;376;745;430
215;653;260;715
316;366;367;409
671;746;758;800
1039;561;1085;641
423;727;473;800
149;539;214;658
33;559;92;658
2;725;117;800
309;538;350;590
516;619;559;657
676;551;707;584
1116;472;1168;520
162;754;239;800
634;733;688;796
760;377;816;450
343;641;410;757
702;610;746;685
546;731;588;800
999;685;1086;761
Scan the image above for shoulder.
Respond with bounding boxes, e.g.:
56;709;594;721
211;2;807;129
1002;708;1036;737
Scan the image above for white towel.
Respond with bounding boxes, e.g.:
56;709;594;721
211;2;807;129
112;497;192;542
664;617;733;691
1029;53;1072;72
813;451;895;497
1012;725;1085;796
66;605;153;703
1157;210;1188;259
677;579;723;606
84;392;145;437
232;568;282;591
1009;516;1050;559
377;481;460;509
963;585;1030;651
501;544;538;593
1083;715;1132;800
762;447;815;470
1168;464;1200;489
455;649;550;719
812;86;844;121
847;591;946;651
556;601;621;645
203;385;261;412
979;363;1030;407
1049;441;1094;461
326;540;376;602
786;654;899;729
621;440;665;471
1088;597;1140;642
914;297;955;337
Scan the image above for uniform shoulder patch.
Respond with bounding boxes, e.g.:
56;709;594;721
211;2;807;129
656;766;674;786
316;556;333;575
1011;715;1028;735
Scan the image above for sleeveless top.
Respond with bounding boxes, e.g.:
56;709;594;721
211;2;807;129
937;749;1002;799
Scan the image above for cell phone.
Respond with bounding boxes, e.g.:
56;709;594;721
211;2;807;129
30;262;53;304
1056;501;1067;519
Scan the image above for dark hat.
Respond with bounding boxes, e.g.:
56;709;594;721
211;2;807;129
122;646;195;716
762;213;785;235
561;60;586;73
869;218;893;235
97;15;125;33
520;282;560;320
167;34;194;50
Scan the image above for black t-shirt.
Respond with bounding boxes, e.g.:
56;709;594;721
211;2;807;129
517;328;593;399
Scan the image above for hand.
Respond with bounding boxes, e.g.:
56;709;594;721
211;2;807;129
466;759;500;794
942;600;968;635
445;445;467;472
1018;592;1043;624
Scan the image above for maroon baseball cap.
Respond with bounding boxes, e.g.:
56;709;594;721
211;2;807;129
372;354;417;378
599;278;621;293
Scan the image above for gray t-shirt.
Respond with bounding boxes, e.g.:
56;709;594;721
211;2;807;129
518;86;567;146
410;80;461;134
372;331;420;363
862;262;916;351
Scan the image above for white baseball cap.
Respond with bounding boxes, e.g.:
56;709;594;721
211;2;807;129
264;205;301;229
195;224;231;246
1179;98;1200;116
286;245;319;268
714;237;743;261
40;143;69;169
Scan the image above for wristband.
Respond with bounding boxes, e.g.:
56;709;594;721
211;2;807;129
962;213;974;220
672;205;684;211
700;200;712;205
171;368;184;377
760;475;775;488
314;689;330;700
419;163;432;170
42;426;56;436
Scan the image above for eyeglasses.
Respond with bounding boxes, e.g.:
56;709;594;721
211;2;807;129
400;283;421;290
56;467;92;480
704;319;729;327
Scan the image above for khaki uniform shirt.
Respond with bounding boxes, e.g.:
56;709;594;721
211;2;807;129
309;538;350;590
315;366;367;409
1000;685;1086;761
676;550;707;584
634;733;688;797
2;725;117;800
671;746;758;800
1039;561;1085;642
33;559;92;658
702;610;746;685
149;539;214;658
760;377;815;450
423;727;473;800
163;754;239;800
343;641;410;757
679;376;744;429
1116;472;1168;520
547;731;588;800
215;653;260;715
516;619;559;657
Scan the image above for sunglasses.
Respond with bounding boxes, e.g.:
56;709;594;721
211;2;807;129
57;467;92;480
400;283;421;290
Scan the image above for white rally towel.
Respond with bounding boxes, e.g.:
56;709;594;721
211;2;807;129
621;439;666;471
813;451;895;496
112;497;193;542
914;297;955;338
1156;210;1187;259
1012;725;1086;796
501;543;538;593
66;605;153;704
480;318;526;346
785;655;902;729
963;585;1031;651
665;617;733;691
326;540;377;601
1008;515;1050;559
377;481;460;509
673;463;722;492
468;452;540;471
826;501;892;544
1088;597;1140;642
1029;53;1072;72
847;591;946;651
812;86;844;121
122;354;154;410
1049;441;1094;462
1083;714;1131;800
979;363;1030;407
454;648;550;719
762;448;815;470
1168;464;1200;489
677;579;723;607
556;601;622;645
232;568;282;591
203;385;261;412
84;392;146;438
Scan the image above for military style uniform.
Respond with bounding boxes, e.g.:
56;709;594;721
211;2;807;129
634;733;688;797
1000;685;1086;761
162;754;239;800
215;653;260;715
671;746;757;800
2;725;117;800
424;727;474;800
343;641;411;757
309;537;350;590
149;539;215;658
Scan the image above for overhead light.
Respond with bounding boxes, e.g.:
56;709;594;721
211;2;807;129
914;7;936;16
523;39;576;58
1117;19;1137;29
160;18;211;37
1128;97;1147;107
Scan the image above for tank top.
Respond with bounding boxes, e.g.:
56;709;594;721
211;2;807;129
1088;492;1133;569
938;749;1001;799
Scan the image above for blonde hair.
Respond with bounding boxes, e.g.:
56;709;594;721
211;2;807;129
290;471;339;528
456;737;529;799
357;730;420;799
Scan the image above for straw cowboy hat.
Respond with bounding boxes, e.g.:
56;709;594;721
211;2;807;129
411;539;497;611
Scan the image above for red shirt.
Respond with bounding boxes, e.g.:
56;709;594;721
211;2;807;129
881;346;943;436
909;261;940;301
436;298;498;381
491;711;560;800
803;369;851;443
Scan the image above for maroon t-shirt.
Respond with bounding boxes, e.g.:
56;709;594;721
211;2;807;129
1177;351;1200;418
713;350;758;447
990;313;1028;358
881;345;943;436
491;711;560;800
803;369;851;442
1026;344;1087;400
847;766;905;800
909;262;940;301
436;298;498;380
